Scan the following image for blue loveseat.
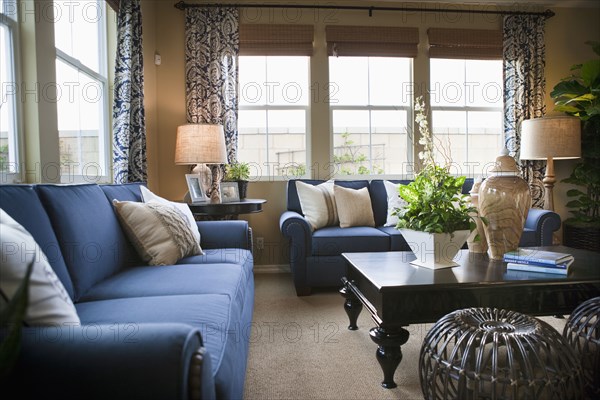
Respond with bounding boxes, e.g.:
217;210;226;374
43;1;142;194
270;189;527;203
280;179;562;296
0;183;253;400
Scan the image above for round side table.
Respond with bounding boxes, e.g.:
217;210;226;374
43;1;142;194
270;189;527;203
420;307;583;400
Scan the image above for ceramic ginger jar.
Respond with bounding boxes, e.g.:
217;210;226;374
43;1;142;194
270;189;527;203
466;178;488;254
478;149;532;260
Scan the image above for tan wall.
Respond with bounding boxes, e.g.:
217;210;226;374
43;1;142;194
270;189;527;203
144;1;600;265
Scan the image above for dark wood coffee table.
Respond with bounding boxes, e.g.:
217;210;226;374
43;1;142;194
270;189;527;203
340;246;600;389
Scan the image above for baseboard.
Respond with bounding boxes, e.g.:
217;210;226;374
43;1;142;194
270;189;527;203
254;264;290;274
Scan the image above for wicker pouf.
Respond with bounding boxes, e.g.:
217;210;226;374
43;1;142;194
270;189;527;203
563;297;600;399
419;308;583;400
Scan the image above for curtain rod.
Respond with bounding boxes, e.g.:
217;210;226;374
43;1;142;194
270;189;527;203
173;1;555;19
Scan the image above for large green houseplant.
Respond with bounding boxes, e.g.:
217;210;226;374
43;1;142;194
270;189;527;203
550;41;600;250
393;97;479;268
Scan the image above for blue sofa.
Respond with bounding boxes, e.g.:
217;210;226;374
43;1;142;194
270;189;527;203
280;179;562;296
0;183;253;400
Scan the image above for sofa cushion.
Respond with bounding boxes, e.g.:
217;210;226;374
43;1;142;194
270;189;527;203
312;226;390;256
80;252;253;302
100;183;144;202
113;200;203;266
0;209;80;325
35;184;141;301
334;185;375;228
377;226;412;251
0;185;75;299
296;181;339;230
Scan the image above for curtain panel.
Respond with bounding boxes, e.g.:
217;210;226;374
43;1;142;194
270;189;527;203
184;7;239;164
325;25;419;57
503;15;547;208
112;0;147;183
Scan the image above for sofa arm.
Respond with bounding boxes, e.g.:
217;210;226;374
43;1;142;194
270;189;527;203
280;211;313;294
524;208;561;246
197;220;251;250
5;323;215;400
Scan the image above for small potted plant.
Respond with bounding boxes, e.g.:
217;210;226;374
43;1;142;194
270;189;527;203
225;162;251;199
393;97;480;269
550;41;600;251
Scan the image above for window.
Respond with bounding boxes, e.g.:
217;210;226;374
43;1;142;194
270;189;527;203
329;56;412;176
430;59;503;177
54;0;109;182
0;0;20;181
238;56;310;179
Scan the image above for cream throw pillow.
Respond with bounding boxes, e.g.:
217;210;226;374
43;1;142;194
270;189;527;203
113;201;203;266
295;181;339;230
334;185;375;228
384;180;408;227
0;209;80;325
139;185;201;245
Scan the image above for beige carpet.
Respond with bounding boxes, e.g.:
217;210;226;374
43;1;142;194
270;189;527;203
243;272;567;400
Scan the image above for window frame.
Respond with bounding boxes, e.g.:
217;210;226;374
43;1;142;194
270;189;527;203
429;58;504;177
54;0;111;183
329;56;414;179
237;55;311;181
0;0;23;183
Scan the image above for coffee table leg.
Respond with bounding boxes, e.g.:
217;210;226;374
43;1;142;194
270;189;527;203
369;327;410;389
340;284;362;330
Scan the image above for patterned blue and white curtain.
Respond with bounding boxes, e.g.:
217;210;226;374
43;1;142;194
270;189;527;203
503;15;546;208
112;0;147;183
184;7;239;163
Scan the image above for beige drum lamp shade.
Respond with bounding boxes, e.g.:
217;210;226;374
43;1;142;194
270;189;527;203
175;124;227;165
520;116;581;211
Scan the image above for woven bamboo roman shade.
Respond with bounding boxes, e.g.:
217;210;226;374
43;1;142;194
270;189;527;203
239;24;314;56
325;25;419;57
428;28;502;59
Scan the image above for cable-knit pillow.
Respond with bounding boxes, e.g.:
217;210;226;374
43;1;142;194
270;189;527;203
113;201;202;266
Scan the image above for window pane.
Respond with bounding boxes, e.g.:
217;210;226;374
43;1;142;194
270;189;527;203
333;110;371;175
267;57;309;106
371;110;408;175
467;111;502;172
54;0;101;72
430;59;465;106
239;57;267;106
432;110;467;169
466;60;503;107
56;59;105;177
329;57;369;106
268;110;306;176
369;58;411;106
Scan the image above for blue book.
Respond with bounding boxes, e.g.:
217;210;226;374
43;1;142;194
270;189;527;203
503;248;574;266
506;262;569;275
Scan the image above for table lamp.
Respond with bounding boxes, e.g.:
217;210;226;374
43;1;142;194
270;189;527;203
520;116;581;211
175;124;227;203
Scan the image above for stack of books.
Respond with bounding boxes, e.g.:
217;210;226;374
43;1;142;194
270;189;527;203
503;248;575;275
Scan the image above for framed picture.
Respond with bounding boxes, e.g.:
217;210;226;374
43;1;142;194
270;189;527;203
186;174;208;203
220;182;240;203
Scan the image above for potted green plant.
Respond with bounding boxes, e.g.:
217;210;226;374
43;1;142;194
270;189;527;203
225;162;251;199
393;97;479;269
550;41;600;251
